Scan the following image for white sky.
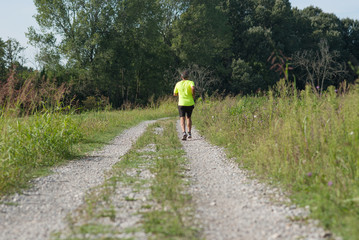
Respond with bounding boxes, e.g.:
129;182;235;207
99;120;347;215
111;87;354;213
0;0;358;69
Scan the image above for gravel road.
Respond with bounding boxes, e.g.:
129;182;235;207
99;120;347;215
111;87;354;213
0;120;157;240
178;122;337;240
0;119;338;240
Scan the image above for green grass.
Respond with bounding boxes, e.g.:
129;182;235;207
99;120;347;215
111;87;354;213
0;111;82;195
0;99;177;197
193;80;359;240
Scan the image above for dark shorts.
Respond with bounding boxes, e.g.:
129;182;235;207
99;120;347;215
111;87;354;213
178;105;194;118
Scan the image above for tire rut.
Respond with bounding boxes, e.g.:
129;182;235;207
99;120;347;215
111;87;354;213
177;122;338;240
0;120;157;240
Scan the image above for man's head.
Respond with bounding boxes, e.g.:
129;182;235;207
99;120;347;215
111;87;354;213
181;70;189;80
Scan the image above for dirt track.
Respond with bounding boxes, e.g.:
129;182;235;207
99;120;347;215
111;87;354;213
0;120;156;240
0;119;336;240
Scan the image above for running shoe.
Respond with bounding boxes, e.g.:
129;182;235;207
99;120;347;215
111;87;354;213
188;132;192;139
182;132;187;141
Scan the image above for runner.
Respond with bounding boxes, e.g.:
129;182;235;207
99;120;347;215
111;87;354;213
173;70;195;140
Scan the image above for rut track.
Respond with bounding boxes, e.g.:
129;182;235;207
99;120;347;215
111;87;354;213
0;119;337;240
0;120;157;240
178;122;336;240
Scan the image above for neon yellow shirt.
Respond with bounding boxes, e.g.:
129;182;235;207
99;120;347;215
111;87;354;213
174;80;195;106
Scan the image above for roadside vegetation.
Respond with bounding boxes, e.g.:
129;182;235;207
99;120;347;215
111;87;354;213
193;80;359;240
0;99;177;197
55;119;200;239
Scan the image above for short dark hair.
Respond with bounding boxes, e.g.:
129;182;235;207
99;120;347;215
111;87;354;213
181;70;189;79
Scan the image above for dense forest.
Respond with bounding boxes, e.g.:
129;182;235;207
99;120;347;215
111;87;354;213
1;0;359;108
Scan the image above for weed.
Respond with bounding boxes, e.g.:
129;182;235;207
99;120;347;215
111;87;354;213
194;83;359;240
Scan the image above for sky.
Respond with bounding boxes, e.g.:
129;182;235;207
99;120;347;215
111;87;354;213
0;1;39;68
290;0;359;20
0;1;359;69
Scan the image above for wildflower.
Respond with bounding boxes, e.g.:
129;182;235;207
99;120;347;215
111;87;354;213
328;181;333;187
316;86;320;90
253;115;257;118
349;131;354;136
307;172;312;177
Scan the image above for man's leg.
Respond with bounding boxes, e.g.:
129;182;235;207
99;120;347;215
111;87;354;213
180;116;187;140
186;117;192;133
180;117;186;133
186;106;194;139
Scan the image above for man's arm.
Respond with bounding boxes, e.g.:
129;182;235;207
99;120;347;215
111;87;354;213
191;86;195;98
174;84;178;96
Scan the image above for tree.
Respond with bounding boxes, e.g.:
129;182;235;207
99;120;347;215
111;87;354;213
292;39;347;95
226;0;297;94
28;0;179;107
171;0;232;68
341;18;359;65
231;58;264;94
300;6;344;51
93;0;176;106
184;64;219;100
0;38;7;82
3;38;26;69
30;0;116;67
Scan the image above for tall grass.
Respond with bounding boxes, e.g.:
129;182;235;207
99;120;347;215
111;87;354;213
194;79;359;240
0;96;177;197
0;71;80;195
0;110;82;195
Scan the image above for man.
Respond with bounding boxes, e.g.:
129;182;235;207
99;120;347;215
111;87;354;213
173;70;195;140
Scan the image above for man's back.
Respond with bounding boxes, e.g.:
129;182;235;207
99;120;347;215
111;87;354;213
174;80;195;106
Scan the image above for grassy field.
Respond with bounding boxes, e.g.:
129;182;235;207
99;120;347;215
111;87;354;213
0;99;177;197
193;80;359;240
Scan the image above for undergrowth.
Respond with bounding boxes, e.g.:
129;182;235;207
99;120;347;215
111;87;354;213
0;99;177;197
194;80;359;240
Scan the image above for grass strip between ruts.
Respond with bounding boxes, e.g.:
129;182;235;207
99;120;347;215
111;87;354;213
54;119;200;240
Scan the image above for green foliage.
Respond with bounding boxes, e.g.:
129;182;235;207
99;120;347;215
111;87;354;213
1;0;356;106
194;84;359;239
82;95;110;111
231;58;263;94
171;0;232;68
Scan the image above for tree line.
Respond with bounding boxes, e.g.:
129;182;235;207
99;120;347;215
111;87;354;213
1;0;359;108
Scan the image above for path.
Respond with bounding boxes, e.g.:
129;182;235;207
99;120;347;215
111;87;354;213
0;119;337;240
178;122;335;240
0;120;156;240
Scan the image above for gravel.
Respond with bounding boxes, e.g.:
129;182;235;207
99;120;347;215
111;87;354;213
0;119;341;240
178;122;339;240
0;120;157;240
